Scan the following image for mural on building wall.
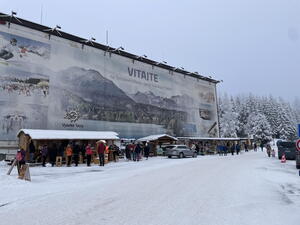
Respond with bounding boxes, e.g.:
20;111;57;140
0;24;218;140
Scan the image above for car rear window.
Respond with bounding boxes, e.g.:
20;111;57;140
278;142;295;148
163;146;176;150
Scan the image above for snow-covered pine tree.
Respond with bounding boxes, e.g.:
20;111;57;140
292;97;300;124
277;98;297;141
246;112;272;143
262;96;281;138
219;94;238;137
235;95;249;137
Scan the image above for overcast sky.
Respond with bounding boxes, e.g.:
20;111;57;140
2;0;300;100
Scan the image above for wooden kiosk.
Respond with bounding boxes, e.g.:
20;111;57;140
137;134;178;156
17;129;120;165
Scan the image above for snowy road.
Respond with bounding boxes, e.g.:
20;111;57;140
1;151;300;225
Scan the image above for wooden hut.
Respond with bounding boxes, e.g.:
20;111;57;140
137;134;178;156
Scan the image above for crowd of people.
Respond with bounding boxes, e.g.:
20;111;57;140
15;138;276;168
124;142;150;161
17;140;153;168
24;140;121;167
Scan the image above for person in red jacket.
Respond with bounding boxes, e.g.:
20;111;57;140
85;144;93;166
97;140;106;166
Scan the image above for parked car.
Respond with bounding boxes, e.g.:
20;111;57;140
277;141;296;160
164;145;197;158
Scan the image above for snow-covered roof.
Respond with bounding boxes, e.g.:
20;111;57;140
17;129;119;140
178;137;242;141
137;134;178;142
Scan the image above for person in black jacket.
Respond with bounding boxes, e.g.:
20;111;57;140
56;143;65;167
49;143;57;167
125;144;131;161
260;142;264;152
144;142;150;160
244;143;249;152
230;144;235;155
29;140;36;163
73;142;80;166
236;143;241;155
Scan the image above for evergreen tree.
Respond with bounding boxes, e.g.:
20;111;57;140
219;94;238;137
218;93;298;140
277;98;297;140
246;112;272;143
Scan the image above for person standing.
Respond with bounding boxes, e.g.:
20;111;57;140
97;141;106;166
85;144;93;166
134;143;142;162
28;140;35;163
73;142;80;166
49;143;57;167
195;143;200;155
130;142;136;161
41;145;48;167
267;144;271;157
16;148;26;175
56;143;64;167
112;144;119;162
230;143;235;155
80;143;86;163
224;145;228;156
254;143;257;152
236;143;241;155
66;144;73;167
144;142;150;160
16;148;26;166
217;144;222;156
125;144;131;161
244;143;248;152
260;142;264;152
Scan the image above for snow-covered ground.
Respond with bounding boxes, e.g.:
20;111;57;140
0;150;300;225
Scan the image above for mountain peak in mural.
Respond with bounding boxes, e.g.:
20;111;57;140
130;91;195;110
56;66;134;108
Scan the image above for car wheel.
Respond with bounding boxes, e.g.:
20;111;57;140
193;153;197;158
168;156;171;158
297;165;300;169
179;152;184;158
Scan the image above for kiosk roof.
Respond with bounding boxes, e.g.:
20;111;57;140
18;129;119;140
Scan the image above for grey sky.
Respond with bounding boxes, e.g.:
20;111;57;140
2;0;300;100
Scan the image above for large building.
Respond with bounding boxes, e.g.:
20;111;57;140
0;12;219;141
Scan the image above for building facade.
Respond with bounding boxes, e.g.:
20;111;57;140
0;13;219;140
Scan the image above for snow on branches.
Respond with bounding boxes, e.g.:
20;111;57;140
218;94;299;142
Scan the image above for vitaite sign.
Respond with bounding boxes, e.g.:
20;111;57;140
128;67;159;83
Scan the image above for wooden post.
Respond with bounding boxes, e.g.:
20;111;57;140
7;159;17;175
